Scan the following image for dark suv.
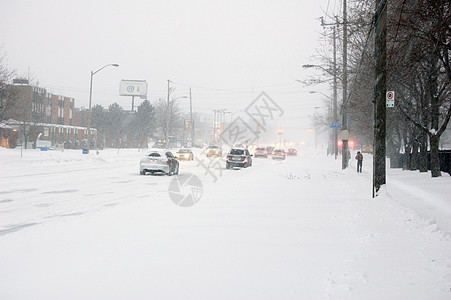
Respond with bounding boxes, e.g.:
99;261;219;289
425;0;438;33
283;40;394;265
226;148;253;169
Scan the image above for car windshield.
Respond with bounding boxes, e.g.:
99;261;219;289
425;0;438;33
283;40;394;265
230;149;244;155
256;148;265;151
178;149;190;153
209;146;219;149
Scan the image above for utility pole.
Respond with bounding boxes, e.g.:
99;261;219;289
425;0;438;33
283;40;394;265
320;17;339;160
166;80;171;148
373;0;387;196
189;87;194;147
341;0;349;170
333;25;338;160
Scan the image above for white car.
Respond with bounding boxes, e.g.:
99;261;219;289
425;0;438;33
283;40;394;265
139;149;179;175
271;149;286;160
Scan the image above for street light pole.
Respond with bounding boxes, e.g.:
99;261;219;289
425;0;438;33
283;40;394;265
303;62;338;159
165;80;171;148
86;63;119;153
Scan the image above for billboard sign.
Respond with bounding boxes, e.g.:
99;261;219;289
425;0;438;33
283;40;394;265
120;80;148;97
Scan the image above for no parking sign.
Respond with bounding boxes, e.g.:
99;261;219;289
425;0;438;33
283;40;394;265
386;91;395;107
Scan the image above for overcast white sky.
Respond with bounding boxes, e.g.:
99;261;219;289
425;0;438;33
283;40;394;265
1;0;339;145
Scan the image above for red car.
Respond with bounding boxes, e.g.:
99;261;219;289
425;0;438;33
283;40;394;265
287;148;297;156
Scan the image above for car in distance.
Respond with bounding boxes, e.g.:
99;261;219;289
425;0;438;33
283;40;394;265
254;146;268;158
205;145;223;157
226;148;253;169
140;149;179;175
266;146;275;156
287;148;297;156
175;148;194;161
271;149;286;160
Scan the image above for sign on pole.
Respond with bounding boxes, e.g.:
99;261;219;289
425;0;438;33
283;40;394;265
386;91;395;107
120;80;148;97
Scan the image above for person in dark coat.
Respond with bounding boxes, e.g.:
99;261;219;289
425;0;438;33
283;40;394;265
355;151;363;173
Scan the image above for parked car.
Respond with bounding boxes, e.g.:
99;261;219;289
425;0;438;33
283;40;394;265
175;148;194;161
272;149;286;160
139;149;179;175
254;146;268;158
226;148;253;169
205;145;223;157
287;148;297;156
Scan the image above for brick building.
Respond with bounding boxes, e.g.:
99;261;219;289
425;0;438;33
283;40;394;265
0;81;95;149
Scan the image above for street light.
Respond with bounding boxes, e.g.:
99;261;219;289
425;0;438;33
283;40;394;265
304;62;339;160
86;63;119;153
302;64;335;76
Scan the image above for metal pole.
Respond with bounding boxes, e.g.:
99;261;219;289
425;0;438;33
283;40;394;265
166;80;170;148
86;64;118;153
341;0;349;169
190;87;193;147
87;70;94;153
333;25;338;160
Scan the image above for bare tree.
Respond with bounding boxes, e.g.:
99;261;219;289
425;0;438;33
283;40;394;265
0;50;15;121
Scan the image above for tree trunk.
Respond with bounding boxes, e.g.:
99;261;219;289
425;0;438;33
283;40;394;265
429;133;441;177
419;131;428;172
403;144;411;170
387;140;400;168
410;141;418;170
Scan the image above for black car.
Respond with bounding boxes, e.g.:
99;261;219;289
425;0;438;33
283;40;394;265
226;148;253;169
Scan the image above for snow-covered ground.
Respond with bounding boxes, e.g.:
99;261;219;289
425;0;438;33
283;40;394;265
0;147;450;299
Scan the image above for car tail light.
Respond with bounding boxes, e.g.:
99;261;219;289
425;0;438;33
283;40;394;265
244;158;248;163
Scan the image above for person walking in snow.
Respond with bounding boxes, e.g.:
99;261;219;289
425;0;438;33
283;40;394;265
355;151;363;173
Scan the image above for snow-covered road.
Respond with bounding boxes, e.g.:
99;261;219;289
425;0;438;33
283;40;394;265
0;148;450;299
